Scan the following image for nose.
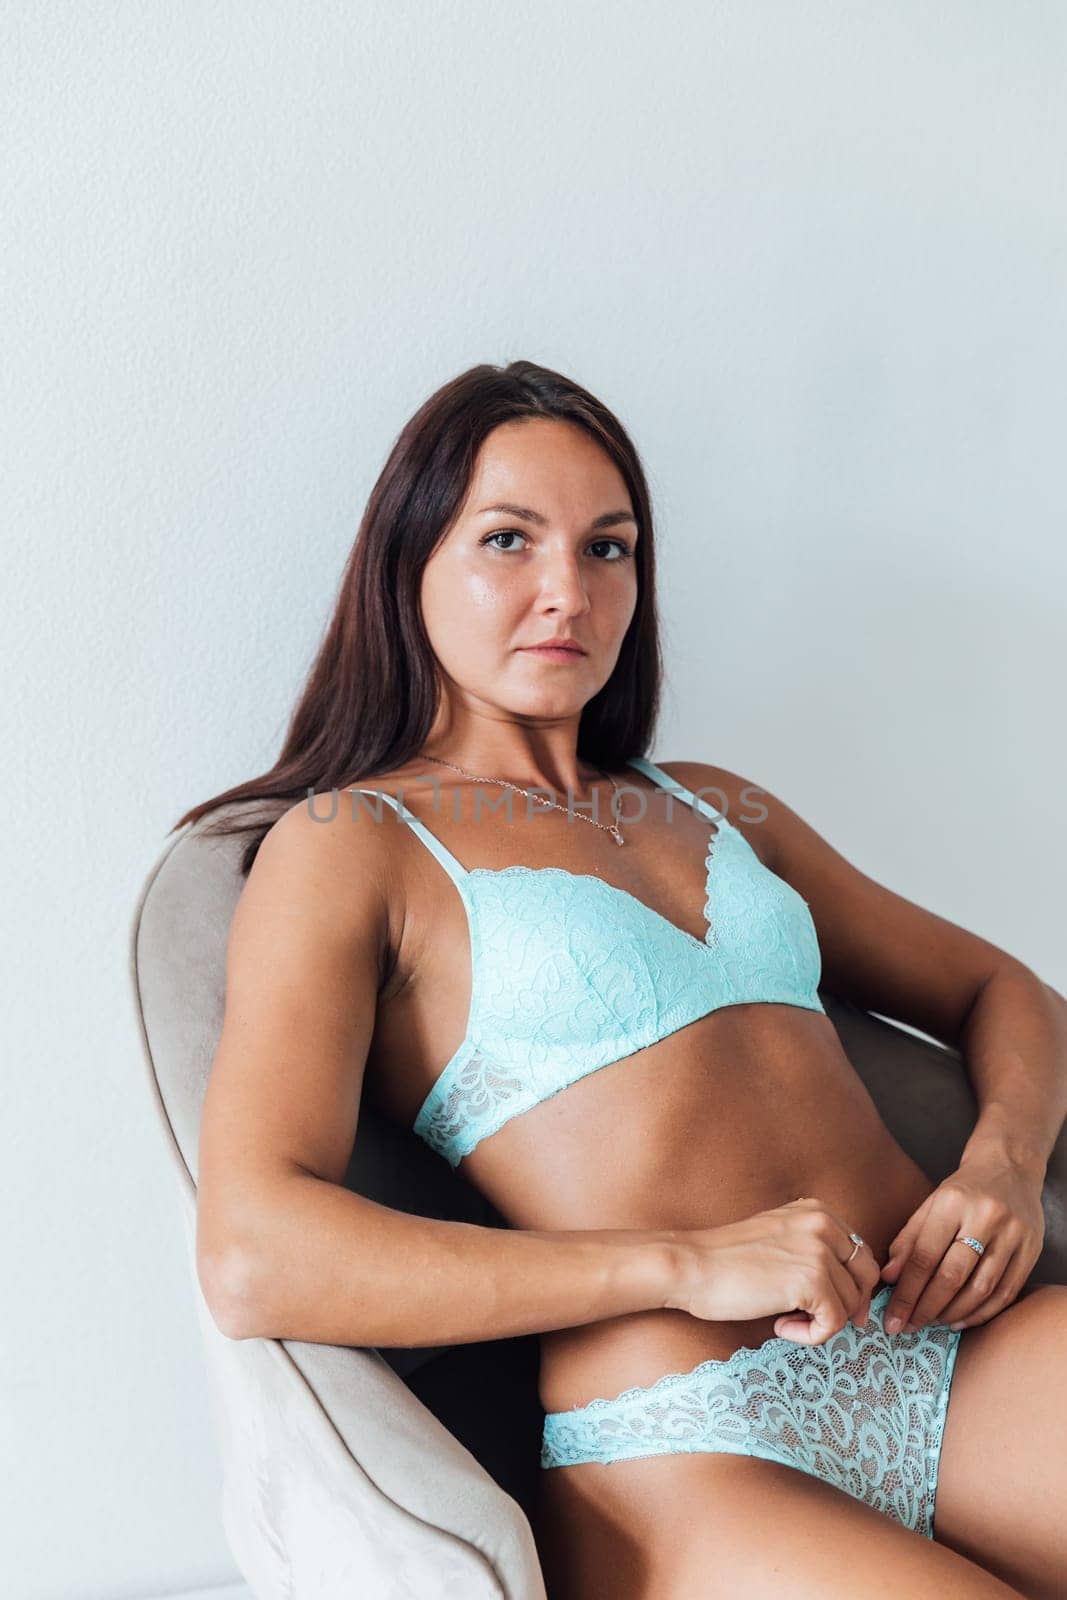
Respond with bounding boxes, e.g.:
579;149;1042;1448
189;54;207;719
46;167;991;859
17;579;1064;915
536;553;593;618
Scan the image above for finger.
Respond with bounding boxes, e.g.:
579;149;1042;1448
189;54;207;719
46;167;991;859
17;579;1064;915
884;1259;934;1330
906;1236;989;1330
828;1243;878;1328
775;1290;845;1345
884;1212;963;1332
781;1207;876;1338
773;1290;836;1344
882;1192;936;1283
774;1257;853;1346
818;1214;879;1326
939;1245;1019;1328
839;1234;881;1328
948;1257;1025;1328
821;1214;878;1323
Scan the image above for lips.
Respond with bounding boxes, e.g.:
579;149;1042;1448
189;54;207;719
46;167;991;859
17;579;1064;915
521;642;586;655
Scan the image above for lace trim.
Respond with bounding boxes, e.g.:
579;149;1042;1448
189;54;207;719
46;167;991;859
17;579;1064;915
701;820;722;950
466;825;726;952
540;1286;964;1540
552;1286;900;1415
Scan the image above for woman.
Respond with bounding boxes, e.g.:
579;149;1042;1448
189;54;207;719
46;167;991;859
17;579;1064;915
188;361;1067;1599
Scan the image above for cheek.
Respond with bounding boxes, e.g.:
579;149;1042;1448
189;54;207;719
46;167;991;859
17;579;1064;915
617;573;639;618
602;570;639;633
425;556;524;624
466;574;525;615
420;563;523;664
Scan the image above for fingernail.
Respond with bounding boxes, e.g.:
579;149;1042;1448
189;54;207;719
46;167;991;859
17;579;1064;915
903;1322;918;1333
885;1314;903;1333
950;1321;967;1331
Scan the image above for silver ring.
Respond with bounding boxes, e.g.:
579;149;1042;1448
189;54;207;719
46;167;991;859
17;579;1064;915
846;1230;865;1264
954;1235;986;1257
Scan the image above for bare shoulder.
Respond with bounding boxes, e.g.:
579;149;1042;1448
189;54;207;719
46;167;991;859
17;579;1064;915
239;788;402;952
655;759;778;866
261;786;395;864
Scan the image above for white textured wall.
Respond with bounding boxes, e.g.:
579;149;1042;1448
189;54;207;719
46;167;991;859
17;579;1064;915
6;3;1065;1595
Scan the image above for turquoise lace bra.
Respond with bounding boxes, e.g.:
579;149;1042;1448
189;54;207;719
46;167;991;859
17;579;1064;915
350;756;825;1168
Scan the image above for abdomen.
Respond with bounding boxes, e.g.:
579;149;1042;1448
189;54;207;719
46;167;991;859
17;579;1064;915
456;1003;935;1409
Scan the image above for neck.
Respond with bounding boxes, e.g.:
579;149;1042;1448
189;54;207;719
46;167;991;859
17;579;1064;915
420;708;608;792
419;747;607;800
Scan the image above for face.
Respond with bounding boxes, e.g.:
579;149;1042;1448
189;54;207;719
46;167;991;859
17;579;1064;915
419;418;639;724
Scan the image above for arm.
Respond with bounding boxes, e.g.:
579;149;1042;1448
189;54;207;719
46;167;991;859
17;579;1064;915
956;967;1067;1181
196;796;670;1345
218;1178;672;1347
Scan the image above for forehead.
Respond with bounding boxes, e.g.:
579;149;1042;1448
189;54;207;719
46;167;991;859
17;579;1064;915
461;418;632;516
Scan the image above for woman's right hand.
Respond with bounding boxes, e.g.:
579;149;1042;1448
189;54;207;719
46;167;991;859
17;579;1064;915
661;1197;883;1345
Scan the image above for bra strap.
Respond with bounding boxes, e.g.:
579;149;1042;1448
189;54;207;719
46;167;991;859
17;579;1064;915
347;788;469;886
625;756;725;824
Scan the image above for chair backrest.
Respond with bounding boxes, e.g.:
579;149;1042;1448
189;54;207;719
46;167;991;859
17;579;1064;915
131;804;557;1597
130;802;517;1379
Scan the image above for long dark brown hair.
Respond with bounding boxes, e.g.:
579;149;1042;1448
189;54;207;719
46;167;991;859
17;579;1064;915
173;359;664;876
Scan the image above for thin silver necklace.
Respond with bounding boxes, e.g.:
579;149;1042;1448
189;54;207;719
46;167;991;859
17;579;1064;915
419;752;627;845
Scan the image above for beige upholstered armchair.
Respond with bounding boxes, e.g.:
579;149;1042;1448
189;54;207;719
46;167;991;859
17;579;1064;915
129;806;1067;1599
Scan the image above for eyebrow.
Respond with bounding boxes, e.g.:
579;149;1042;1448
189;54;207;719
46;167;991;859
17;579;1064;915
474;502;638;531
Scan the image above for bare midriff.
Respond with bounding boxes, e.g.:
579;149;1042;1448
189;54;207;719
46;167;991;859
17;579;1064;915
356;768;937;1419
369;992;935;1415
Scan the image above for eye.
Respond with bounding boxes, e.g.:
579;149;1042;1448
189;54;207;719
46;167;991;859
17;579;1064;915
480;529;527;552
589;538;633;561
479;530;634;561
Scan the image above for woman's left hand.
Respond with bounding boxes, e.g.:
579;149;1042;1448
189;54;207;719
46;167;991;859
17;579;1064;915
880;1150;1046;1333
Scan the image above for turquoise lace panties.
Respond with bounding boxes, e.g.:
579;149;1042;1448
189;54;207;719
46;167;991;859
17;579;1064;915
541;1285;963;1539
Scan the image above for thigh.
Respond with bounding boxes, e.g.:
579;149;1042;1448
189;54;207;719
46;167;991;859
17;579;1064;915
934;1283;1067;1600
533;1453;1025;1599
